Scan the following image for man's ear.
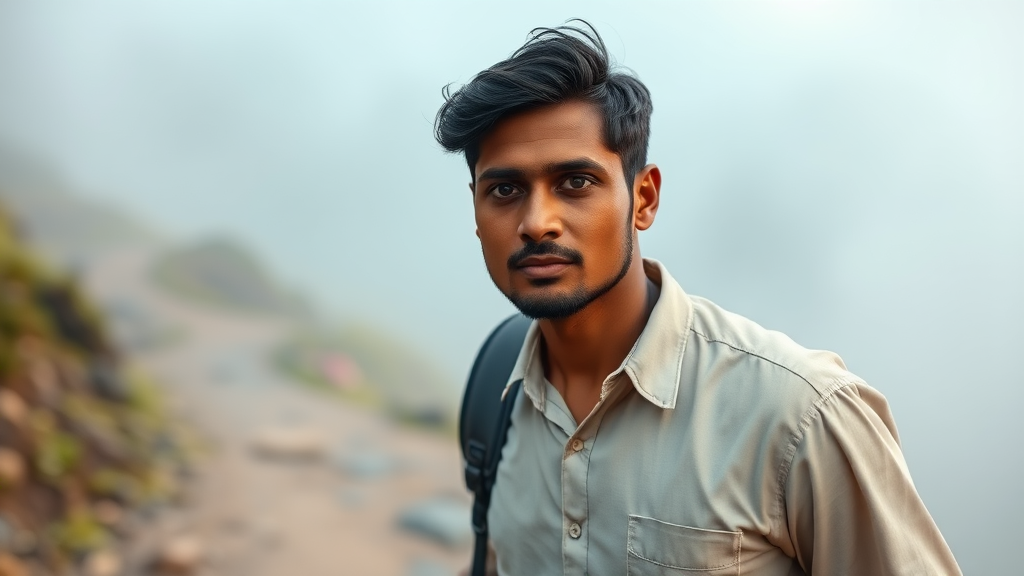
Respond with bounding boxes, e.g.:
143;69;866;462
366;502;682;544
633;164;661;231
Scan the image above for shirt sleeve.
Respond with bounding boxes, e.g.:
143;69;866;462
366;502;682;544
782;383;961;575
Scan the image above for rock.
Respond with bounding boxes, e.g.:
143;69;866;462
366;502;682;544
0;553;27;576
333;449;402;479
92;500;124;528
83;549;122;576
154;535;204;575
397;497;471;548
28;358;61;406
250;427;324;461
88;360;130;403
0;391;26;428
0;448;25;490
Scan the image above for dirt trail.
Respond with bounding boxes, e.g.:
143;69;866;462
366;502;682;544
81;249;471;576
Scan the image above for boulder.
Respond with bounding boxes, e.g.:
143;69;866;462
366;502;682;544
0;449;25;490
0;391;26;428
83;549;122;576
154;535;204;575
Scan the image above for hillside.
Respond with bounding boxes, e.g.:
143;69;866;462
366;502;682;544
0;204;188;576
151;237;310;319
0;146;457;432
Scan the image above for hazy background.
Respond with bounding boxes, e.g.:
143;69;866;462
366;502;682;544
0;1;1021;573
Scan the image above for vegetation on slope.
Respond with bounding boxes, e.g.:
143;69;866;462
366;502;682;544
0;204;189;576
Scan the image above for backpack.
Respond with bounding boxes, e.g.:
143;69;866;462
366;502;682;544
459;313;531;576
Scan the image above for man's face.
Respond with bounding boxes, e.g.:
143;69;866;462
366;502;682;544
472;100;636;319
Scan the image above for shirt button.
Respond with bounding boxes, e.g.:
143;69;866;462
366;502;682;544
568;522;582;539
571;438;584;452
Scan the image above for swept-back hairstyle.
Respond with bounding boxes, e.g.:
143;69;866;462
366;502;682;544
434;20;653;187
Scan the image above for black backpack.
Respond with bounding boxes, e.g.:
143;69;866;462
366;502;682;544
459;314;531;576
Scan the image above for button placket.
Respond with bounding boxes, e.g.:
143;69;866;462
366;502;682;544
561;431;591;576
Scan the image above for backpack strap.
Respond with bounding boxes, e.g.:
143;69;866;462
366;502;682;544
459;314;532;576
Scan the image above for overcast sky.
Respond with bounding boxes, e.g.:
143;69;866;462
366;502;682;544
0;2;1021;571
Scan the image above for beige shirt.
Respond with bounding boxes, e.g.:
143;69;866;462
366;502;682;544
488;259;960;576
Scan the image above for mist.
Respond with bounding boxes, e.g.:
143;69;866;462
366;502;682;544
0;2;1021;573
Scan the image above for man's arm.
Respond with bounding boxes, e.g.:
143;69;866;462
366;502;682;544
782;383;961;575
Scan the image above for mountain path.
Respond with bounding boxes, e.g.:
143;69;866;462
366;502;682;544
81;248;471;576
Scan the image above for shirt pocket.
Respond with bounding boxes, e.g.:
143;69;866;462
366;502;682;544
626;515;742;576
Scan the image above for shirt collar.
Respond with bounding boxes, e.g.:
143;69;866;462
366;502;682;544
502;258;694;410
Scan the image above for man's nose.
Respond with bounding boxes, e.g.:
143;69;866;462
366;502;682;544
517;191;562;242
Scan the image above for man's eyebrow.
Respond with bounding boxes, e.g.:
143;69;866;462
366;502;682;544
478;158;607;182
544;158;606;174
477;167;527;181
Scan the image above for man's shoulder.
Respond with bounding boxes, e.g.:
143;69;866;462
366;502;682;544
685;295;862;401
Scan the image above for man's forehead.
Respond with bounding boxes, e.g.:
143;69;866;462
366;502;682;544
475;100;618;177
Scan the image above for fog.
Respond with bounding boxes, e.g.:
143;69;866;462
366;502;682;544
0;2;1021;573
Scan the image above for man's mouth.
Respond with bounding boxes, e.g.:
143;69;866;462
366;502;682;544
515;255;573;279
506;242;583;281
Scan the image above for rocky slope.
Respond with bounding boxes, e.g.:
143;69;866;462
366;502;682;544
0;205;187;576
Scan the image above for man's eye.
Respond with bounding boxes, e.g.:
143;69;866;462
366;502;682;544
490;183;519;198
561;176;592;190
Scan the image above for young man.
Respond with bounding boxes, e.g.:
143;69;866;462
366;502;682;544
435;22;961;576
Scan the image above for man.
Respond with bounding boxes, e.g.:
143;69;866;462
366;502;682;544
435;22;961;576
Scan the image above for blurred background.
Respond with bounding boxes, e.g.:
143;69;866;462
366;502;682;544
0;1;1020;575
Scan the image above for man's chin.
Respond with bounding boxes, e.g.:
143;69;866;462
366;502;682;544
507;290;591;320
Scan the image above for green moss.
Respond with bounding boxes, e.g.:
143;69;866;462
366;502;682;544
88;468;142;504
35;431;82;482
49;511;109;555
61;392;119;434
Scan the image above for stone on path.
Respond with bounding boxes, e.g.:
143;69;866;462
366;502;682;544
250;427;325;461
155;535;204;575
333;449;402;479
397;497;471;548
83;549;123;576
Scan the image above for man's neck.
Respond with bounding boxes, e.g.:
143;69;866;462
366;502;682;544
538;258;657;419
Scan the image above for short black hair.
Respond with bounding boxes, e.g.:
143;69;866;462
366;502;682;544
434;20;653;187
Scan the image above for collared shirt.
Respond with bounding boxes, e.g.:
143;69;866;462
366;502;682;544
488;258;960;576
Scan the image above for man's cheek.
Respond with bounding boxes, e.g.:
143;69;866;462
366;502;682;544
478;238;507;284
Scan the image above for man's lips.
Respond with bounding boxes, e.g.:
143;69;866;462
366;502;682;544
515;255;573;279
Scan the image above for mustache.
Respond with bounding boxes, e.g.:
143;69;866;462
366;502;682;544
507;241;584;269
